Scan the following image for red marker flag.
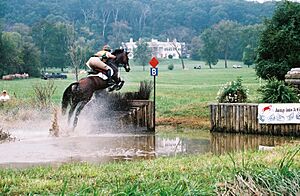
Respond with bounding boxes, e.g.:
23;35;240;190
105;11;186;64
149;57;159;68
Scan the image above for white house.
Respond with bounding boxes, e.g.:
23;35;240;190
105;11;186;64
123;38;185;59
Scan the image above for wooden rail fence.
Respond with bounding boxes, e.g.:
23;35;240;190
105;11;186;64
209;103;300;136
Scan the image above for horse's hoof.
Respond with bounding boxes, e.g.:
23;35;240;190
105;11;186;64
108;85;116;92
115;81;125;91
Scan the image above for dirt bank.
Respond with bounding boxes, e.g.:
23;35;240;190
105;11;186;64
157;117;210;129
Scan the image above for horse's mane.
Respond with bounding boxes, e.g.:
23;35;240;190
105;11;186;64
108;48;127;68
111;49;125;55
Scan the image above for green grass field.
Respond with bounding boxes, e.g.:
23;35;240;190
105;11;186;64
0;145;299;195
0;59;261;127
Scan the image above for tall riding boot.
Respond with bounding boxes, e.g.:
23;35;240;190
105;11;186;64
106;69;114;86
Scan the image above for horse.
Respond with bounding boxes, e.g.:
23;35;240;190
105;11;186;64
61;49;130;128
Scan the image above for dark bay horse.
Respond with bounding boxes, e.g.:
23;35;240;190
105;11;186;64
61;49;130;128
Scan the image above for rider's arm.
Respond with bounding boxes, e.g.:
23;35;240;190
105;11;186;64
94;51;102;57
106;52;116;59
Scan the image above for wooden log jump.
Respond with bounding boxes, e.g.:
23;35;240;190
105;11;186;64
121;100;154;131
209;103;300;136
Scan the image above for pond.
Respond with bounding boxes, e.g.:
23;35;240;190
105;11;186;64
0;128;299;168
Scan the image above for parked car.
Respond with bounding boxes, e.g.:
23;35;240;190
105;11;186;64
233;64;242;68
194;65;202;69
41;72;67;80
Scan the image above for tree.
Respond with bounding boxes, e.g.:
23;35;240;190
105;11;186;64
32;20;54;71
240;24;264;54
169;40;185;70
67;23;85;81
1;32;23;74
255;1;300;80
213;20;240;68
242;45;255;67
200;28;218;69
190;36;202;60
0;0;7;19
32;21;69;72
107;20;131;49
93;0;113;42
3;0;276;45
51;22;69;72
237;24;264;63
10;23;41;76
0;26;4;76
22;41;41;77
133;40;151;71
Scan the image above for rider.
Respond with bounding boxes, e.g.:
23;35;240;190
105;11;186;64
86;44;116;85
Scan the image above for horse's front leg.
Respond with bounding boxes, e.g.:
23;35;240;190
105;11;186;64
115;78;125;91
109;75;124;91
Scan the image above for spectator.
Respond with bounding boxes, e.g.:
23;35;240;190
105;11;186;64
0;90;10;102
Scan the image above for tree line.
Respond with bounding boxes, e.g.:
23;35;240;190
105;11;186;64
0;0;283;76
194;20;263;68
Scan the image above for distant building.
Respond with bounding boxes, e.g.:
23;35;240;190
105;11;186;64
123;38;186;59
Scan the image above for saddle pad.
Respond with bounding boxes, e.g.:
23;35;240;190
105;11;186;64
87;72;108;80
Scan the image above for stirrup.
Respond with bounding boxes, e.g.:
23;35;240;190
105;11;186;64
108;84;117;92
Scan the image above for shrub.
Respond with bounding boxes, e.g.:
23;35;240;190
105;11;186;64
258;78;299;103
168;63;174;70
217;77;248;103
255;60;291;81
33;81;57;108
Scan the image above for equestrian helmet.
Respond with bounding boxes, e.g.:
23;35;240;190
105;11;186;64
103;45;111;51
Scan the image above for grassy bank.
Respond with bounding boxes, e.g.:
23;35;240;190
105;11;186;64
0;144;299;195
0;59;260;128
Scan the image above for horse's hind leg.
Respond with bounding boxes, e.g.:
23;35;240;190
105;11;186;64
68;102;77;125
73;101;88;128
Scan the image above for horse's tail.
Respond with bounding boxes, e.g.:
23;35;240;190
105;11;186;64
61;82;78;115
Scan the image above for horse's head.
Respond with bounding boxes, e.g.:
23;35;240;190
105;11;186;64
112;49;131;72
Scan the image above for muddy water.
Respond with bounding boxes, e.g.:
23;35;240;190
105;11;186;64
0;129;299;168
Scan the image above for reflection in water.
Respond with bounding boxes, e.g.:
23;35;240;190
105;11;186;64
210;132;299;155
156;137;210;156
0;132;299;168
158;133;299;156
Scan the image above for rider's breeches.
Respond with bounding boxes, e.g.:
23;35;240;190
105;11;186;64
86;57;109;71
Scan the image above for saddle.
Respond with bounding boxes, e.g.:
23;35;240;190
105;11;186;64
87;70;124;92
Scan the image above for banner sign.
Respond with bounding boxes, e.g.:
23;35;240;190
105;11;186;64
258;103;300;124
